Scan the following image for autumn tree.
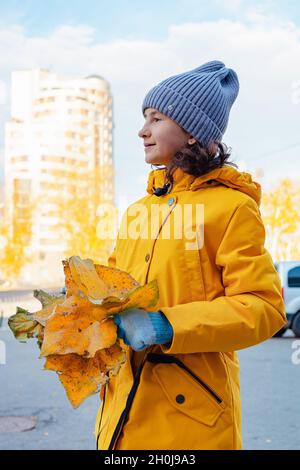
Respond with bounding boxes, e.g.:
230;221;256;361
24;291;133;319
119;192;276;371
261;178;300;261
49;165;118;265
0;186;35;282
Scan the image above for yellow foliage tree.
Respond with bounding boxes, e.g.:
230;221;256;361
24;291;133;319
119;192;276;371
0;188;34;282
261;178;300;261
49;165;118;265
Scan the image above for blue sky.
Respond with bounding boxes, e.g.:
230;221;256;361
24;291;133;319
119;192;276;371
1;0;300;209
0;0;300;38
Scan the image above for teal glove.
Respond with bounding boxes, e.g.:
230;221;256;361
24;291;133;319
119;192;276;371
114;308;173;351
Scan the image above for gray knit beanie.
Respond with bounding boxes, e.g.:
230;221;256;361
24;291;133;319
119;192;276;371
142;60;239;146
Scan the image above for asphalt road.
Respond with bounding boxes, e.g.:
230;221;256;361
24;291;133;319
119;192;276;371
0;316;299;450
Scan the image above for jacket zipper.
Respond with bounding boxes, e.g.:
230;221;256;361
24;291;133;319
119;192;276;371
147;352;223;404
108;348;152;450
145;201;177;284
96;384;107;450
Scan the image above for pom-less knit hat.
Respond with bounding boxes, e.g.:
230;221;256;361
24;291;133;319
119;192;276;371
142;60;239;146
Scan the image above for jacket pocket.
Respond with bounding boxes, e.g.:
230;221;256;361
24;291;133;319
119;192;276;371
151;355;225;427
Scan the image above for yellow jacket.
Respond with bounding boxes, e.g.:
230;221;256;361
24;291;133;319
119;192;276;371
94;166;286;450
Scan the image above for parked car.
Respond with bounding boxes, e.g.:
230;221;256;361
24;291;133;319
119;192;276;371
273;261;300;337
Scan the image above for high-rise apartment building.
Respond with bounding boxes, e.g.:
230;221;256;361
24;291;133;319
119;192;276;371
4;69;114;285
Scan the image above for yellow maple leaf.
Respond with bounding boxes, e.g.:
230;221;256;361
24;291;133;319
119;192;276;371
8;256;159;408
40;295;116;358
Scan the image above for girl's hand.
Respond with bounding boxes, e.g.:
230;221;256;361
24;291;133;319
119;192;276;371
113;308;173;351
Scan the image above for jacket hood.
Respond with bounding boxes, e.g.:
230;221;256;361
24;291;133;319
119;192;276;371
146;165;262;207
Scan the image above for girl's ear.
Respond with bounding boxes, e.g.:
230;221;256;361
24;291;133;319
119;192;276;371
188;136;197;145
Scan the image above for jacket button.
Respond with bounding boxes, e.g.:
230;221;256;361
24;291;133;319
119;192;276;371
145;254;150;262
168;197;175;206
176;394;185;404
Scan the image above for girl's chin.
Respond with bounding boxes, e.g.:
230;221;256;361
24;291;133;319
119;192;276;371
145;155;168;166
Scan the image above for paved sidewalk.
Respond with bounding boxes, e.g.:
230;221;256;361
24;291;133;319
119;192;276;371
0;316;299;449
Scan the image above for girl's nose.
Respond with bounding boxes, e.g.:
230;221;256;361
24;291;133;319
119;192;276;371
138;124;150;138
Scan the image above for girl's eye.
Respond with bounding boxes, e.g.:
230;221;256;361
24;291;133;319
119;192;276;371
153;117;161;122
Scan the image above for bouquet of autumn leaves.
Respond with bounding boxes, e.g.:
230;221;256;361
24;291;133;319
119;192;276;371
8;256;159;408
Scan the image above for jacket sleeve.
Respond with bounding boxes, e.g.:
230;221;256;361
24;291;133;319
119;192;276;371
159;199;287;354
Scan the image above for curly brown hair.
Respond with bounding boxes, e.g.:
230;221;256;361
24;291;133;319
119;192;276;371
163;141;238;185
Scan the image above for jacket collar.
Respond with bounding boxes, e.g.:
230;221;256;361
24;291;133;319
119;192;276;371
146;166;262;207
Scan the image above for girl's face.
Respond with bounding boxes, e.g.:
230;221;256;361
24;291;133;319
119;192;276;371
138;107;196;167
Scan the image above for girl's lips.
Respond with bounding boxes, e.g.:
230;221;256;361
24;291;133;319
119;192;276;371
144;144;156;149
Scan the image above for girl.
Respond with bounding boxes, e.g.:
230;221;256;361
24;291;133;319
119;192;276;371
94;60;286;450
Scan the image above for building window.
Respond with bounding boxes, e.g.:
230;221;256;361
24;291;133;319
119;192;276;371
11;155;28;163
13;179;31;192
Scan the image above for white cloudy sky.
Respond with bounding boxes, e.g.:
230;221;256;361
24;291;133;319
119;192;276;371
0;0;300;210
